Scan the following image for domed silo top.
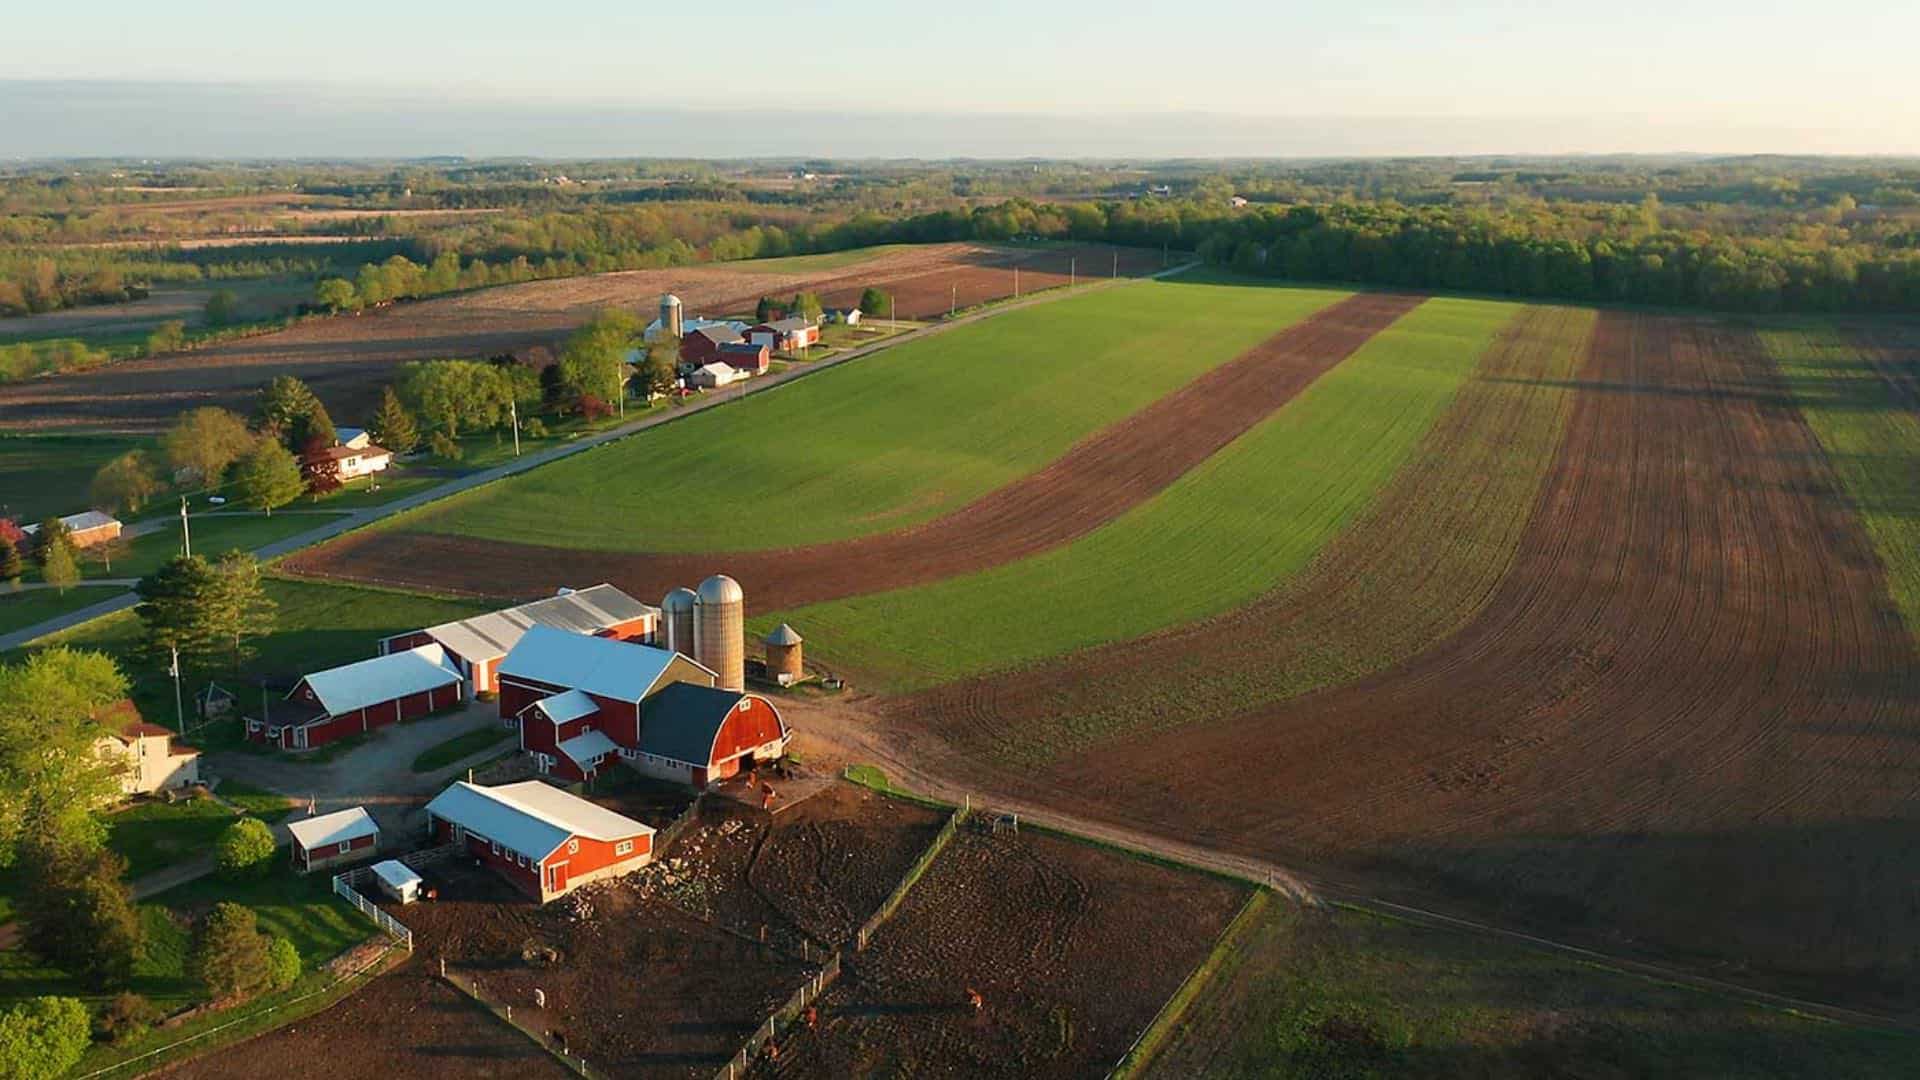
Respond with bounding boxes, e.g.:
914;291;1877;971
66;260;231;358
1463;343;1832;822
697;574;744;605
661;293;682;307
764;623;803;646
661;587;696;613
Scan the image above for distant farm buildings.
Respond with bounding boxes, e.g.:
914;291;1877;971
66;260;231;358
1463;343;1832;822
23;510;122;549
377;584;658;696
748;317;820;353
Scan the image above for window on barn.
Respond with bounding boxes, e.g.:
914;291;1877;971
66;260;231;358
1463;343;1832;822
615;840;633;856
567;838;580;855
338;841;350;855
491;840;501;856
518;853;527;867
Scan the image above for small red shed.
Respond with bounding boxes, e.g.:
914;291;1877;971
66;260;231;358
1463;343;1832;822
286;806;380;874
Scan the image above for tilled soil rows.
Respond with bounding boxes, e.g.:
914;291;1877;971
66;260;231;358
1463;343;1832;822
0;243;1148;432
285;292;1422;607
922;311;1920;1004
160;962;575;1080
761;827;1248;1078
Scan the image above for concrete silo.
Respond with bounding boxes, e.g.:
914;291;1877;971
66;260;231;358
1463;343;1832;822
660;293;684;339
693;574;745;691
764;623;804;684
661;587;697;657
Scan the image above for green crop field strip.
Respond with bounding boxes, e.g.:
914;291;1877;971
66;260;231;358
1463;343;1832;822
1760;323;1920;644
398;280;1350;553
769;297;1516;690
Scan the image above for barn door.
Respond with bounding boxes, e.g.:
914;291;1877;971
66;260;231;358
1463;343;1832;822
549;862;568;895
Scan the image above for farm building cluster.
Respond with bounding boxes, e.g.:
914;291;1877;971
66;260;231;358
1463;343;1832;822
251;577;796;790
642;293;835;390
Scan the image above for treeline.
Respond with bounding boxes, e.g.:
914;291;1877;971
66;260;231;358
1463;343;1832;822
0;240;404;317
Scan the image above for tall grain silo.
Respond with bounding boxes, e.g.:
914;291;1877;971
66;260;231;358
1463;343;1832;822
693;574;745;691
660;293;684;339
661;587;697;657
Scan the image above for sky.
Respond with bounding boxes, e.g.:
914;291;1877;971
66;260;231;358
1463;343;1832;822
3;0;1916;158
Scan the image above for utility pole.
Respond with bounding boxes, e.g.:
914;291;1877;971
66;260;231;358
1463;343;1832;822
1113;251;1118;278
950;283;956;318
1014;266;1019;298
169;647;185;734
509;399;521;457
179;496;192;559
1070;257;1076;289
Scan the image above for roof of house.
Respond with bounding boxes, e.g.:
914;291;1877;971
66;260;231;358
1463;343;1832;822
295;644;461;717
371;859;423;891
764;317;813;333
419;585;656;666
286;806;379;851
23;510;121;536
304;443;391;463
500;625;703;703
336;427;369;445
424;780;651;861
528;688;598;724
118;721;178;740
556;728;620;767
639;683;750;767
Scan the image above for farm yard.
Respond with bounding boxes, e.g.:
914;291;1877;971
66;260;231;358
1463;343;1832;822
0;241;1155;432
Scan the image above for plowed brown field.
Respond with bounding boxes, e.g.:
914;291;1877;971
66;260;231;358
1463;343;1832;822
0;243;1154;432
283;292;1421;606
906;311;1920;1003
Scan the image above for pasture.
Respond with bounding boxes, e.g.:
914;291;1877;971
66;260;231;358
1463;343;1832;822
771;296;1514;689
0;431;148;522
402;279;1349;553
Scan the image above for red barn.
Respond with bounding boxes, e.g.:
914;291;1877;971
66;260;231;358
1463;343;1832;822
259;644;462;751
630;682;791;787
678;324;745;366
378;584;658;697
286;806;380;873
718;341;771;375
747;317;819;353
423;780;654;903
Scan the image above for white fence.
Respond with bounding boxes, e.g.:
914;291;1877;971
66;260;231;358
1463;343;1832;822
331;872;414;951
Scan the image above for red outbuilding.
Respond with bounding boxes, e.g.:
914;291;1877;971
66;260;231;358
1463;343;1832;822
286;806;380;874
678;324;746;366
718;341;771;375
257;644;463;751
747;317;819;353
423;780;654;903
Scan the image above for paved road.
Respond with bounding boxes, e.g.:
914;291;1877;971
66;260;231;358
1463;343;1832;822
0;267;1192;653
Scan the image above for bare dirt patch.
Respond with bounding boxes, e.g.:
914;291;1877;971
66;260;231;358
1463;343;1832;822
286;292;1421;609
764;826;1249;1078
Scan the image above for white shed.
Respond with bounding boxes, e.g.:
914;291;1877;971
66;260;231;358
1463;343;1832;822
371;859;424;904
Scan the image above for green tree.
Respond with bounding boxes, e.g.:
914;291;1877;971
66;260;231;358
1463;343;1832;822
637;334;679;399
18;845;144;990
231;441;304;516
135;555;223;674
31;517;72;565
0;648;129;866
557;308;640;405
370;385;420;455
0;536;22;584
39;539;79;594
789;291;824;322
94;992;162;1044
858;287;892;318
90;451;162;516
145;319;187;355
203;289;240;327
754;295;786;323
161;407;256;486
313;277;359;313
214;817;276;879
0;996;90;1080
190;902;272;1002
209;551;276;669
254;375;335;450
266;936;301;991
397;360;513;436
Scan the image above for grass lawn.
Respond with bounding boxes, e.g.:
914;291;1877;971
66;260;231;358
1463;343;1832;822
105;797;239;881
153;870;368;968
0;432;150;523
772;297;1515;691
397;279;1352;553
88;512;346;579
217;779;300;822
1760;323;1920;645
302;469;441;511
1145;899;1920;1078
410;722;514;773
0;584;126;636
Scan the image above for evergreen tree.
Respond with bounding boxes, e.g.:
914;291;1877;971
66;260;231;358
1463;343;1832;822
208;551;276;670
190;903;272;1002
253;376;333;450
134;555;223;674
370;385;419;455
18;844;144;990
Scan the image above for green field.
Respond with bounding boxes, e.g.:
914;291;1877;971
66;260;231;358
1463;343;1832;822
0;584;125;636
0;432;150;523
400;280;1350;553
105;797;240;881
1145;900;1919;1078
770;297;1515;690
1760;324;1920;643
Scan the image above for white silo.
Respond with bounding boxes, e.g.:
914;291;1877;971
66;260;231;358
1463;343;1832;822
660;293;684;339
693;574;745;691
661;587;697;657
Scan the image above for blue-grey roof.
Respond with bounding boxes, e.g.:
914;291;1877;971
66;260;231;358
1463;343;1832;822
500;625;694;702
639;683;743;767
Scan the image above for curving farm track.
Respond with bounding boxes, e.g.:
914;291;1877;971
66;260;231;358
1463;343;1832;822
286;292;1424;608
910;311;1920;999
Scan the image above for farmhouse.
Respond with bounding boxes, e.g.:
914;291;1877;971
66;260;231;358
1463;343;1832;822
718;341;771;375
287;806;380;873
679;324;746;366
23;510;122;549
335;427;371;450
687;361;745;389
498;625;790;785
748;317;820;352
423;780;654;902
826;307;862;326
302;441;392;481
95;717;200;797
378;584;657;696
255;644;463;750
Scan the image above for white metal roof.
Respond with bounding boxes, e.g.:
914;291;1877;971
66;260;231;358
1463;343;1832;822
531;689;598;724
22;510;120;536
421;584;656;666
424;780;651;861
286;806;378;851
371;859;423;891
556;728;619;766
697;361;737;377
297;644;461;717
500;625;705;703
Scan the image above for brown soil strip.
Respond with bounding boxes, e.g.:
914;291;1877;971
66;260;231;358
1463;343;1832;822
285;292;1424;609
907;311;1920;1003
